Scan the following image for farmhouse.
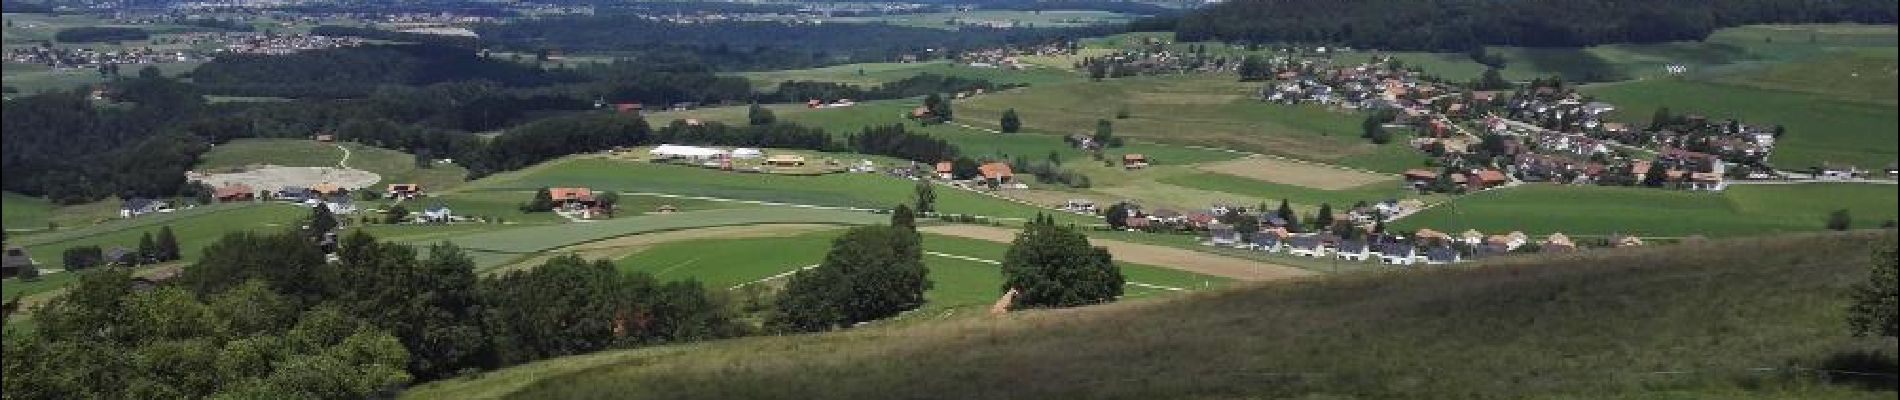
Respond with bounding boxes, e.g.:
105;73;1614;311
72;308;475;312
215;183;256;202
1287;236;1328;258
386;183;422;200
548;187;597;210
313;182;344;196
1207;224;1239;246
1122;154;1149;169
1251;233;1284;253
935;161;955;180
1;246;36;278
979;162;1015;186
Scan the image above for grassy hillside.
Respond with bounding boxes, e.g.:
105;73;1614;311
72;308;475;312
1394;183;1899;237
198;138;471;192
405;231;1898;399
1;203;306;299
1583;78;1897;171
1;192;53;230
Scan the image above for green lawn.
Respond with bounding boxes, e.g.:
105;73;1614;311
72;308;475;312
1;192;53;230
1;202;306;299
1583;78;1898;171
464;157;1097;226
434;208;891;266
1393;183;1899;237
1159;172;1413;209
199;138;471;192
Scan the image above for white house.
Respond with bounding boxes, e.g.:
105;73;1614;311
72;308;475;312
1379;243;1417;265
1286;236;1327;258
1335;240;1372;261
422;205;453;222
731;147;764;159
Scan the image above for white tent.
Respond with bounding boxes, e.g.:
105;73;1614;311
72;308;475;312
731;148;764;159
649;144;728;161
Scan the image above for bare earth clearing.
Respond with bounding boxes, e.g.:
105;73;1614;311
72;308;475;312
1196;156;1395;190
187;165;380;192
489;224;846;273
919;225;1315;281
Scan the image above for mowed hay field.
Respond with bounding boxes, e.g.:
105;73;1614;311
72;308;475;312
1393;183;1900;238
199;138;471;192
1;192;53;230
951;74;1430;173
406;231;1898;400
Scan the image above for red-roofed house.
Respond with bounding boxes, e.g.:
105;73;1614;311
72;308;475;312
979;162;1014;185
935;161;954;180
215;184;255;202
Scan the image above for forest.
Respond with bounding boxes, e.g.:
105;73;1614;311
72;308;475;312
1170;0;1899;51
3;228;740;398
53;27;150;43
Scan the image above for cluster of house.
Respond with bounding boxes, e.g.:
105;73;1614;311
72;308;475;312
547;187;611;219
929;160;1022;189
214;33;366;55
1207;225;1633;265
1401;168;1510;192
1261;56;1454;111
644;144;883;173
1113;201;1422;233
955;42;1071;69
4;46;197;69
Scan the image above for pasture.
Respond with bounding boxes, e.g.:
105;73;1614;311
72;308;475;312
950;74;1429;173
1;202;306;299
613;228;1231;311
1392;183;1899;237
1157;171;1415;210
1582;78;1897;171
199;138;472;193
1;192;53;230
431;207;890;268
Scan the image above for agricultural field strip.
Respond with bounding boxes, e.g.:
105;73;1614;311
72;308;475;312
725;253;1187;292
920;251;1188;291
946;120;1394;177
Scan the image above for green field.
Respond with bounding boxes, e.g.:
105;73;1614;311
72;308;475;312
615;229;1229;310
464;157;1098;226
430;207;892;268
199;138;472;192
406;231;1897;400
1394;183;1899;237
1;192;53;230
1;202;306;299
737;61;1082;90
950;74;1429;173
1;60;203;95
1159;172;1413;209
1583;78;1897;171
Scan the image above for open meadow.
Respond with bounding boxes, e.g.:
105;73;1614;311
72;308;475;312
1393;183;1899;237
736;61;1082;89
1;202;306;299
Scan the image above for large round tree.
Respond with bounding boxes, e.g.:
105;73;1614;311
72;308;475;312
1001;214;1122;309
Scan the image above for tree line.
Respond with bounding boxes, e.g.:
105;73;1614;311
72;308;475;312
1167;0;1897;51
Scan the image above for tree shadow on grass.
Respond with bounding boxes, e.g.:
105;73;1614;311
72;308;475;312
1818;348;1899;391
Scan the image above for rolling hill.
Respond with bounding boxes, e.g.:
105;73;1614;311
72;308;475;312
405;231;1898;399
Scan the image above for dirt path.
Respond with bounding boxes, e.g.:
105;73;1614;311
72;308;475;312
488;224;846;274
335;144;352;169
919;225;1316;281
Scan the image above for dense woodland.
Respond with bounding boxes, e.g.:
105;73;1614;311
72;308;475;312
189;44;587;98
1170;0;1899;51
3;227;739;398
52;26;149;43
